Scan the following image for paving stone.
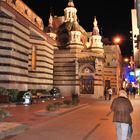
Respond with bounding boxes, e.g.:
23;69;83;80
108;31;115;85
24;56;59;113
0;122;28;139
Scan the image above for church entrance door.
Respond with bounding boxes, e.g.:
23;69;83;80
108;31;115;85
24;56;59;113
80;75;94;94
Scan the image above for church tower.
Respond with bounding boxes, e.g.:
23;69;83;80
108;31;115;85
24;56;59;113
53;0;86;96
64;0;77;22
69;15;82;45
78;17;104;98
89;17;104;56
54;1;104;98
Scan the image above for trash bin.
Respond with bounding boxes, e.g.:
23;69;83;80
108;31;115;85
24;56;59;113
71;93;79;104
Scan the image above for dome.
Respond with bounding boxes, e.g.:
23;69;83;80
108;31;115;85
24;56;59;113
71;21;80;31
56;21;87;47
44;26;54;33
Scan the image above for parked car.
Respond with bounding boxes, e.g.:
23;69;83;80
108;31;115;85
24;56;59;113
37;92;52;99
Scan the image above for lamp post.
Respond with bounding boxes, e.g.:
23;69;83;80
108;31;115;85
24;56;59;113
112;36;122;94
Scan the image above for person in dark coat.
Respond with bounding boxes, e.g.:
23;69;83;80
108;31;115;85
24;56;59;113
110;87;133;140
104;87;108;100
125;86;130;98
132;86;136;99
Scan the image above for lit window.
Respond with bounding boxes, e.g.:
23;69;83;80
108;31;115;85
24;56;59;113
31;46;36;70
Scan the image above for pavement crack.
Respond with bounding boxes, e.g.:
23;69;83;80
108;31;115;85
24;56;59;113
106;111;112;116
100;118;108;120
82;123;101;140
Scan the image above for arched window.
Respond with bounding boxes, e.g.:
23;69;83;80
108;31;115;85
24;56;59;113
31;46;36;70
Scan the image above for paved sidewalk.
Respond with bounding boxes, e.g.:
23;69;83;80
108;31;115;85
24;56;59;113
0;97;86;139
0;122;27;139
0;95;140;140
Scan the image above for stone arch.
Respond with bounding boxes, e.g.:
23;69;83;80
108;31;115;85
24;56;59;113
79;75;94;94
79;64;95;95
79;64;95;74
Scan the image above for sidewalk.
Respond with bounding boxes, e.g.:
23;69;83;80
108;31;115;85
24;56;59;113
0;95;140;140
0;122;27;139
0;97;86;139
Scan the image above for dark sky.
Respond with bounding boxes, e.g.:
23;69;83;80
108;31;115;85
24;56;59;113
22;0;135;57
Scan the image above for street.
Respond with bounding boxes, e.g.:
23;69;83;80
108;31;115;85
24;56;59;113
3;95;140;140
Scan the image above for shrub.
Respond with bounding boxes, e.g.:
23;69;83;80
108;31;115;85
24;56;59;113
0;87;9;96
8;89;19;102
54;102;63;107
46;103;57;111
0;108;12;122
63;99;72;105
15;91;25;103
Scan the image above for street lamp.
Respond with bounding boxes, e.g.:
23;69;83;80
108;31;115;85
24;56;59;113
112;35;123;44
114;37;121;44
124;58;129;62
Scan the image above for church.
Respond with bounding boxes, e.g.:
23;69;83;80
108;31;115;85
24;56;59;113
0;0;122;98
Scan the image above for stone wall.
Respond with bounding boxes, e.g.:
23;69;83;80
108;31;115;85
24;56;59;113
0;1;54;91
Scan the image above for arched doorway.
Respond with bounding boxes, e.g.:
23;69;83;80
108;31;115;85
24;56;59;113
80;75;94;94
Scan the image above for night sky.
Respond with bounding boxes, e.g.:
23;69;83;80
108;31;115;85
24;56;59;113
22;0;135;57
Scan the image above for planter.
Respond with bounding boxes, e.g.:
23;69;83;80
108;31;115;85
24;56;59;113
0;95;9;103
48;107;57;111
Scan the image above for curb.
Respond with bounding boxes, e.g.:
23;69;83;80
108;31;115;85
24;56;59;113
34;103;88;117
0;122;28;139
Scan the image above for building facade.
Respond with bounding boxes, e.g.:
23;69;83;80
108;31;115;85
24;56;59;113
0;0;122;98
103;44;122;94
132;1;140;93
0;0;55;91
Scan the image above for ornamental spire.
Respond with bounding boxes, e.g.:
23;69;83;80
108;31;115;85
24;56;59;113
67;0;75;7
92;16;99;35
93;16;98;27
48;13;53;26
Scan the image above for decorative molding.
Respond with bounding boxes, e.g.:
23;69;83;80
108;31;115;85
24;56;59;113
5;0;44;30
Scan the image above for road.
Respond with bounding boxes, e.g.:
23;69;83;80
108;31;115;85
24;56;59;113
4;95;140;140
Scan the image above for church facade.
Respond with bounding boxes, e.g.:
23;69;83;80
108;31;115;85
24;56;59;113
0;0;122;98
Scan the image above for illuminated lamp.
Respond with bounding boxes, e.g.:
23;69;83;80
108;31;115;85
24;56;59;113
124;58;129;62
113;35;123;44
128;65;131;68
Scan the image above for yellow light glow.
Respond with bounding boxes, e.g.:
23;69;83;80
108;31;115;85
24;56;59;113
113;35;123;44
124;58;129;62
114;37;121;43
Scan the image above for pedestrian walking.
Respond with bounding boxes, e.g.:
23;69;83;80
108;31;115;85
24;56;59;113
132;86;136;99
104;86;108;100
125;86;130;98
108;86;112;100
110;87;133;140
127;124;133;140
